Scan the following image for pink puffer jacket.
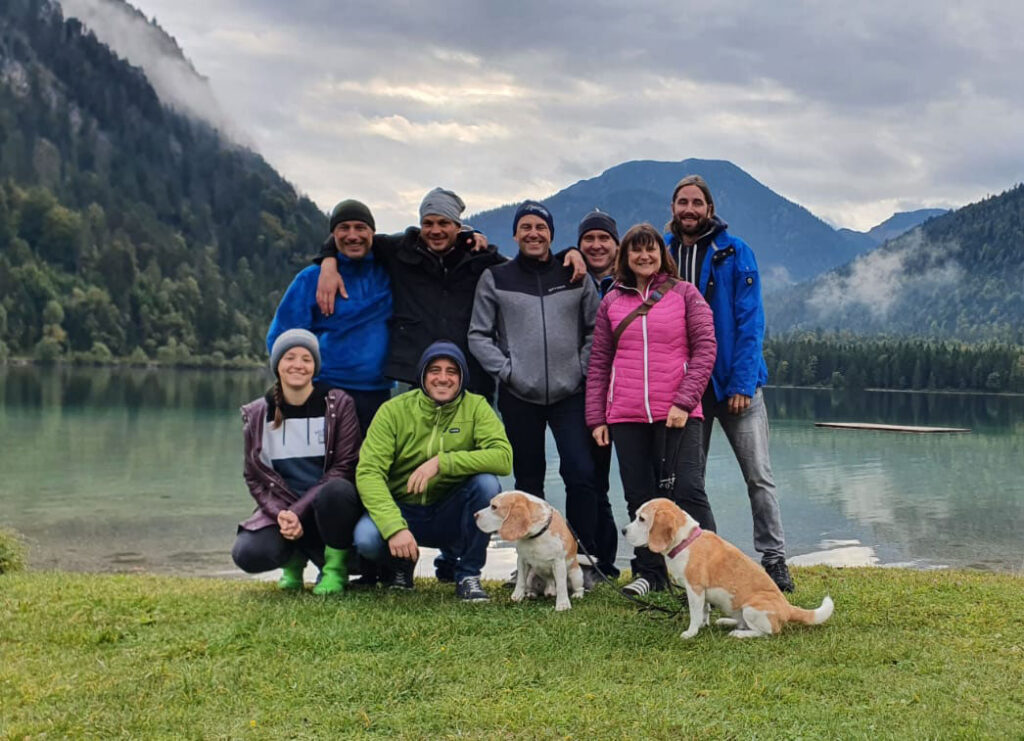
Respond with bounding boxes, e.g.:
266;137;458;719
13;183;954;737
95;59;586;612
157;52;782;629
585;274;716;427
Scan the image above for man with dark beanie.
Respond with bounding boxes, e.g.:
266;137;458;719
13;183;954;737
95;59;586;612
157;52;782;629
350;341;512;601
573;208;623;586
665;174;794;593
469;201;607;585
267;199;393;435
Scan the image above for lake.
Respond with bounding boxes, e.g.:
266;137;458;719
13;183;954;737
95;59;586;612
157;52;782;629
1;366;1021;576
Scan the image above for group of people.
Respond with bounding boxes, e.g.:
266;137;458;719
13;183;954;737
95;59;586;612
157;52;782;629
231;174;795;603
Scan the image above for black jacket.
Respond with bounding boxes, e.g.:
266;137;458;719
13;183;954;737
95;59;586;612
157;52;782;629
317;228;505;400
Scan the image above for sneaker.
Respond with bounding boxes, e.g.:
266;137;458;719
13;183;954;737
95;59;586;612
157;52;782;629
503;569;518;588
456;575;490;602
620;576;656;597
388;558;416;591
764;559;795;593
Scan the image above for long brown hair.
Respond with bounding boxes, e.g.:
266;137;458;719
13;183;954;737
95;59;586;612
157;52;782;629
614;223;677;287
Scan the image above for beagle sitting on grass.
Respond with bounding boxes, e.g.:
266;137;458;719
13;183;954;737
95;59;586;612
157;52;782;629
475;490;584;611
623;498;833;638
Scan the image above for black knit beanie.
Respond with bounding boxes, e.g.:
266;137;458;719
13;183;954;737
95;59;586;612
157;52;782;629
329;199;375;232
577;209;619;246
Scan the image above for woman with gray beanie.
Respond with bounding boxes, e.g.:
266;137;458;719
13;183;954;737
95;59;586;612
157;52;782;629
232;329;366;594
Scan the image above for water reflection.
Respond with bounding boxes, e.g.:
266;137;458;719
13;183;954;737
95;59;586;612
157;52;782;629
1;367;1022;575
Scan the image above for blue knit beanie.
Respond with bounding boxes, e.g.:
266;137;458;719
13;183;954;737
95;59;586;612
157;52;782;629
513;200;554;238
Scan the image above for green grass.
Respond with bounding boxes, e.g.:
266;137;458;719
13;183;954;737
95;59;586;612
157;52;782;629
2;568;1022;739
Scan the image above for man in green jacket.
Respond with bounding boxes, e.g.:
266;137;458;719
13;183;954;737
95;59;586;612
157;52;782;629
353;340;512;601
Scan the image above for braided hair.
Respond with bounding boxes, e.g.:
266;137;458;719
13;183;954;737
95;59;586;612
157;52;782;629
272;380;285;429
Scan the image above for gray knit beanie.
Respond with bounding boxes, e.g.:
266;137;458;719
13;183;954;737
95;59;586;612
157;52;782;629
269;329;321;378
329;199;375;232
419;187;466;224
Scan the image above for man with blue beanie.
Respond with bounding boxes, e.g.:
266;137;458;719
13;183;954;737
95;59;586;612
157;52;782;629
350;340;513;601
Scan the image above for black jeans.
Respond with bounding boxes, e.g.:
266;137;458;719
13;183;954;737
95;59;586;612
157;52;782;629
231;478;364;573
498;388;617;572
610;419;715;585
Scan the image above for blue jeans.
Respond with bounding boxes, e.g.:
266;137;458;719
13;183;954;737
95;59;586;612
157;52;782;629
352;473;501;581
702;387;786;562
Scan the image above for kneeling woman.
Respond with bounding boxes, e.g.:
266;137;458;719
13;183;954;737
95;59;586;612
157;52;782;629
233;329;363;594
585;223;718;597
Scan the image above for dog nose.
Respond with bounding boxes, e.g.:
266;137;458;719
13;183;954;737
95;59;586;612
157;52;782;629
620;527;627;536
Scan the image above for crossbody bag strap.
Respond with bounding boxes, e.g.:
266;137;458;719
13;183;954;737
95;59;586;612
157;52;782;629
610;279;678;352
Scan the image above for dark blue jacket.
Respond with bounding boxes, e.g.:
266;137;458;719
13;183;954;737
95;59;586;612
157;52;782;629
667;217;768;401
267;252;393;391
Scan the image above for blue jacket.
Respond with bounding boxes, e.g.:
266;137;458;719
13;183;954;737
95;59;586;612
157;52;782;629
667;217;768;401
266;252;394;391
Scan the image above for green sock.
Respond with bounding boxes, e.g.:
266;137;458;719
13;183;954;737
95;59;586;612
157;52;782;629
312;546;349;595
277;552;307;591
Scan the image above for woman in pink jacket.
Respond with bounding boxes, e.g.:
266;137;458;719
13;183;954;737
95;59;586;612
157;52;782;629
586;223;717;597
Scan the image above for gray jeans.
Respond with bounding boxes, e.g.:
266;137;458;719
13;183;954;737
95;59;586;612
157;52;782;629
701;387;786;562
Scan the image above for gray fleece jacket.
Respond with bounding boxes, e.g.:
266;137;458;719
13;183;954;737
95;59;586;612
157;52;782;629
469;251;599;405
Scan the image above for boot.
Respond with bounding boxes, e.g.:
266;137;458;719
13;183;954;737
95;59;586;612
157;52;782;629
277;552;306;591
312;546;348;595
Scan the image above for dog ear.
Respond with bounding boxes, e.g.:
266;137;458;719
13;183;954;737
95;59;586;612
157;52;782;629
647;505;676;553
498;497;532;541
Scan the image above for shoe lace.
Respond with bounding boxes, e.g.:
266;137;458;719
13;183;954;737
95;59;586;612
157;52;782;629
461;576;483;592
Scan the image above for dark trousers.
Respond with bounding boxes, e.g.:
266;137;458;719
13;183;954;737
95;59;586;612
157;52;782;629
341;387;392;437
498;389;617;572
611;419;716;586
231;478;364;573
587;439;621;576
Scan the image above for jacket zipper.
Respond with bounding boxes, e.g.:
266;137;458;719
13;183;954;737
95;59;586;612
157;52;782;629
424;406;442;504
537;272;550;405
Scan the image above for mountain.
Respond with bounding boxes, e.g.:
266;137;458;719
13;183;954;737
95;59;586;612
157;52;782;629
837;208;950;251
56;0;240;140
765;185;1024;342
0;0;325;363
466;159;868;287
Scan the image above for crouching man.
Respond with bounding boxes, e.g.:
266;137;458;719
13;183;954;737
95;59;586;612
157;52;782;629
351;340;513;601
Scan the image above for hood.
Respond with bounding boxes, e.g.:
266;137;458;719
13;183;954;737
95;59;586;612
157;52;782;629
416;340;470;404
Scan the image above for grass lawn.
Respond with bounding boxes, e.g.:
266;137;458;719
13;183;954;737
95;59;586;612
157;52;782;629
2;567;1022;739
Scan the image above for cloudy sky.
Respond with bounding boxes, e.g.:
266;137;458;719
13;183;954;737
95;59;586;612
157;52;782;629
76;0;1024;232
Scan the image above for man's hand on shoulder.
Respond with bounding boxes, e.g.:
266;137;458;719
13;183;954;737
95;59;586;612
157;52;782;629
563;249;587;282
406;455;440;494
388;529;419;561
316;256;347;315
727;393;751;415
468;230;489;252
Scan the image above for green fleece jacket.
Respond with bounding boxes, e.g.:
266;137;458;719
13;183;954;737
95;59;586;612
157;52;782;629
355;388;513;539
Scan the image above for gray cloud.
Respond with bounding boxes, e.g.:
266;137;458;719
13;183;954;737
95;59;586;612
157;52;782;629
82;0;1024;232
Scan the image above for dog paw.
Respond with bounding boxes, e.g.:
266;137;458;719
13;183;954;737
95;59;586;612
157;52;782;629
510;589;526;603
571;590;584;599
681;628;700;639
715;618;738;627
555;600;571;612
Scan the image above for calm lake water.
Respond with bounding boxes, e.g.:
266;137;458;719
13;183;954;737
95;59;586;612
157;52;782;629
1;366;1022;575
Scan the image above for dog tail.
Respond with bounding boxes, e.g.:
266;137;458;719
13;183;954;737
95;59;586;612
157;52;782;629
787;595;834;626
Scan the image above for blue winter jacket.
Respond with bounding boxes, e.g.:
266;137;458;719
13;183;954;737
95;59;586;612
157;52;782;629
667;217;768;401
266;252;394;391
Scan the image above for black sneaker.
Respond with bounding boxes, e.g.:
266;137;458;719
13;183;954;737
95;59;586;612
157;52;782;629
456;575;490;602
581;565;601;592
503;569;518;589
388;558;416;591
764;559;795;593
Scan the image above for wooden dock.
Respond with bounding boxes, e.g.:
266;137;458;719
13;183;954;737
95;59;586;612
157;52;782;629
814;422;971;434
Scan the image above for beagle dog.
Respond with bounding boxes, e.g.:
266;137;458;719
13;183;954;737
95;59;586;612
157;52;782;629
475;490;584;611
623;498;833;638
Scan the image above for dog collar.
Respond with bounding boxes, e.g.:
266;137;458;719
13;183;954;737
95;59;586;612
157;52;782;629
667;527;702;558
525;510;554;540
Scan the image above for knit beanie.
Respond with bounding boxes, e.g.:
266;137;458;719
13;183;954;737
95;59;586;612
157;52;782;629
576;209;619;246
419;187;466;224
512;200;554;238
329;199;375;232
269;329;321;378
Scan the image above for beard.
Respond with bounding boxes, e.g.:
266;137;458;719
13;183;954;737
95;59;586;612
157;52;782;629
674;214;712;238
